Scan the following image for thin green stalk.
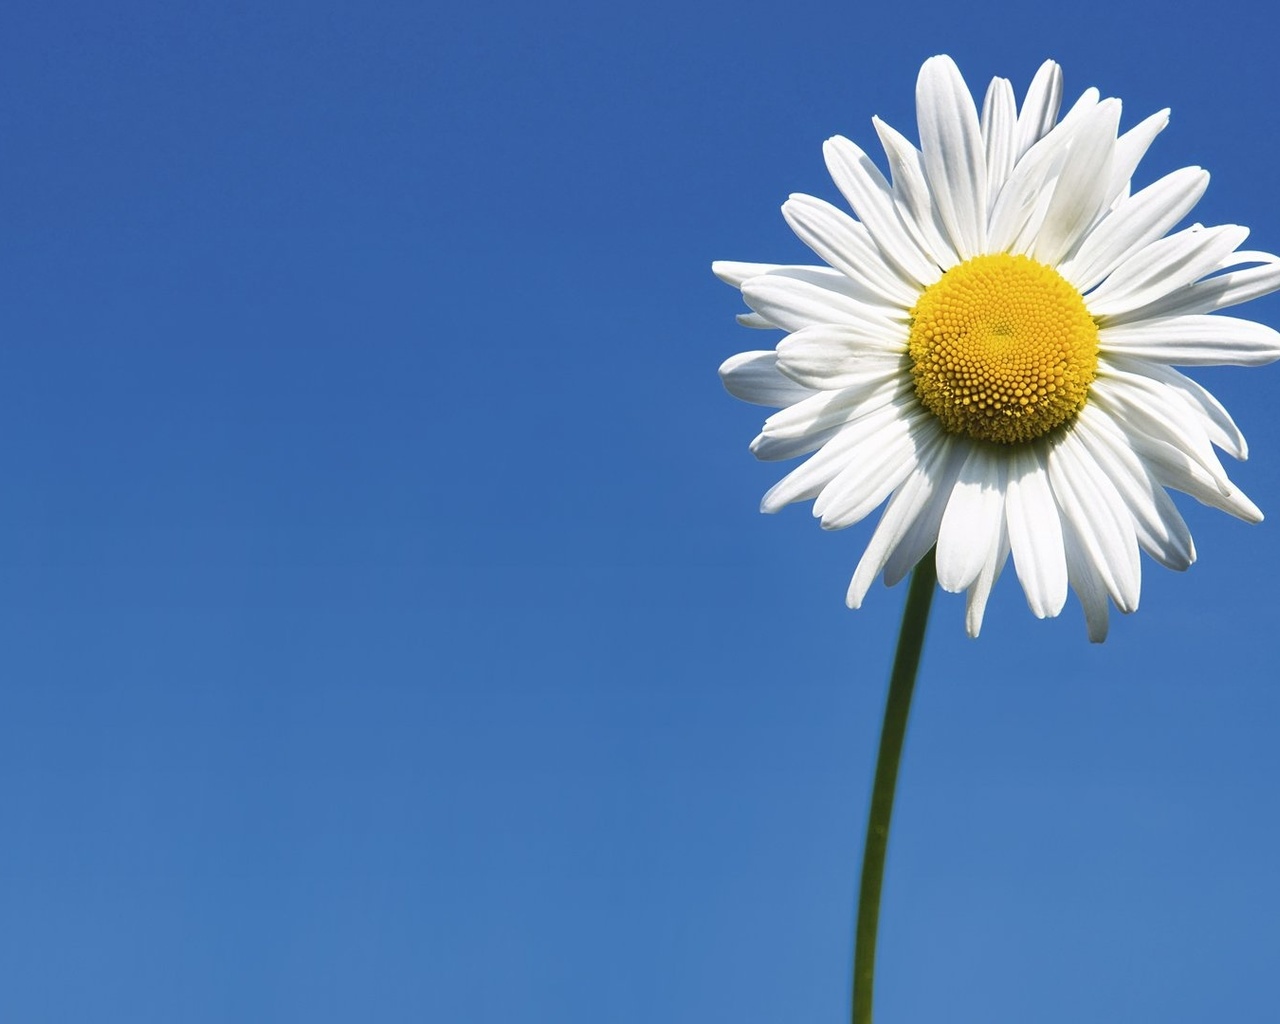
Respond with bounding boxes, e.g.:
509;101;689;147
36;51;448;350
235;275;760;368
851;552;937;1024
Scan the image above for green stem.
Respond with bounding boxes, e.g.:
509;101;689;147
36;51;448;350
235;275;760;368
851;552;937;1024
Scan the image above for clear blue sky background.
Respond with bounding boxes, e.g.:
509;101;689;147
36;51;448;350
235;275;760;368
1;1;1277;1021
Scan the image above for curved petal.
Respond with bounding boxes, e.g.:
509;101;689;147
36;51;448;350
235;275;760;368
982;76;1018;205
1087;224;1250;319
936;445;1007;593
781;195;921;308
741;273;905;334
1046;430;1141;613
1098;312;1280;367
917;55;988;258
1058;167;1210;292
775;324;908;390
1013;59;1064;159
965;521;1010;638
1105;108;1169;203
1111;250;1280;321
1102;355;1247;458
758;375;911;442
814;410;935;529
1031;99;1122;265
719;350;820;407
1004;445;1068;618
846;431;956;606
1073;406;1195;570
760;395;917;511
823;136;939;287
872;116;959;270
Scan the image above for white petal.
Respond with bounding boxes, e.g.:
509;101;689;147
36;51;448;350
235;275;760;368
1136;435;1264;523
1013;59;1063;159
760;396;915;511
823;136;939;287
1046;430;1141;612
1004;445;1068;618
1087;224;1250;319
814;410;934;529
1099;312;1280;367
1031;99;1122;265
1062;519;1111;642
719;350;820;407
741;273;903;335
1105;108;1169;203
1090;369;1233;489
1113;251;1280;320
750;426;842;463
965;522;1009;638
1102;355;1248;459
936;445;1006;593
883;439;973;587
872;116;959;269
1058;167;1210;292
758;375;910;442
775;324;908;390
1072;406;1195;570
713;260;790;288
846;432;958;606
781;195;920;308
737;312;774;329
917;55;988;258
981;76;1018;205
988;106;1092;254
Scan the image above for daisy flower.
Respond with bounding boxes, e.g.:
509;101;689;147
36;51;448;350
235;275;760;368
717;55;1280;640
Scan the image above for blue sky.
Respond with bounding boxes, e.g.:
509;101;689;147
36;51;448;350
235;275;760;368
1;0;1278;1021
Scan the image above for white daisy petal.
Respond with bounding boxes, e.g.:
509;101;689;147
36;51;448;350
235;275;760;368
1090;371;1232;490
713;260;791;288
1004;445;1068;618
1073;406;1195;570
982;76;1018;205
1102;355;1248;459
1013;59;1064;159
882;440;972;587
814;410;935;530
737;312;775;329
1032;99;1122;265
719;350;820;407
1115;250;1280;320
760;397;915;511
741;273;901;334
822;136;940;287
759;376;911;442
775;324;908;390
1087;223;1250;318
988;104;1096;253
965;523;1010;638
936;446;1006;593
1058;167;1210;292
781;195;921;308
917;55;988;258
872;116;959;269
1105;109;1170;200
846;431;956;606
1062;520;1111;643
1125;429;1263;522
1099;312;1280;367
1047;431;1141;612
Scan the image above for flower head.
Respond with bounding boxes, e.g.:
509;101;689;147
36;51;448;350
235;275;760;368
717;56;1280;641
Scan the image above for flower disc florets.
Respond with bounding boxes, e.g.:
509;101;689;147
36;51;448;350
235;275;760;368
908;253;1099;444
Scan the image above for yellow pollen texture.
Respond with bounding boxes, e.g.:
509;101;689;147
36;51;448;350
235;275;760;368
908;253;1099;444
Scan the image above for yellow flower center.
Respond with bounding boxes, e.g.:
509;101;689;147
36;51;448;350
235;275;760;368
908;253;1099;445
